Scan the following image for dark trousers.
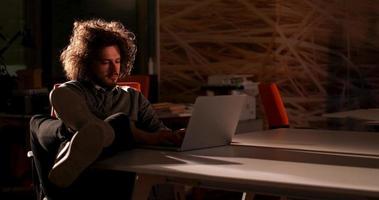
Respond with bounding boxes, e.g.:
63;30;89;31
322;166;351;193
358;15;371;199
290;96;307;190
29;113;135;200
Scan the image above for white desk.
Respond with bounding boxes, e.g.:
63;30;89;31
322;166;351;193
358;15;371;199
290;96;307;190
322;109;379;121
232;128;379;157
94;129;379;199
321;109;379;130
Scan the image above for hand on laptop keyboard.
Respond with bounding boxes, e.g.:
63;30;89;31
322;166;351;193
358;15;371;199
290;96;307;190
131;122;185;146
159;128;185;147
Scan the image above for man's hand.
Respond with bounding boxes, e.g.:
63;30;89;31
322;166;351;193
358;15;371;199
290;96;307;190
131;122;185;146
158;128;185;146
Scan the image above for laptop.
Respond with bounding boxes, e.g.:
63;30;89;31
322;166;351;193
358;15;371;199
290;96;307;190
140;95;246;151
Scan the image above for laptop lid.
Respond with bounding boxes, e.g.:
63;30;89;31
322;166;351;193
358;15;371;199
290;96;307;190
179;95;246;151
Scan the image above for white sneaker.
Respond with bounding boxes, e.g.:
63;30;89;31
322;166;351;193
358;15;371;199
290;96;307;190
48;122;104;188
50;86;115;147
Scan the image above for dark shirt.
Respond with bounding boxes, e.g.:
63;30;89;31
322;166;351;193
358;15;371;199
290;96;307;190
58;80;167;132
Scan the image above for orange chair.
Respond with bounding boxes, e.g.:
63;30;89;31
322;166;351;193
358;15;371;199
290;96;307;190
258;82;289;129
119;75;150;98
117;81;141;92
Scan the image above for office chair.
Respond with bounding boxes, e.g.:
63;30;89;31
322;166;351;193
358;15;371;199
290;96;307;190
242;82;289;200
119;75;150;99
28;81;142;200
258;82;290;129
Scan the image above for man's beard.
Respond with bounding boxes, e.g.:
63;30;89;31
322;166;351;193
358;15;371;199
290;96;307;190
93;75;118;89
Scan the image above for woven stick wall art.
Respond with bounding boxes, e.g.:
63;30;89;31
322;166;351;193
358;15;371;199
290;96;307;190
159;0;379;127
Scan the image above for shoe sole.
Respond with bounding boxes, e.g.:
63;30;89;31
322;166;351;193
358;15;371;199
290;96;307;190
48;123;104;188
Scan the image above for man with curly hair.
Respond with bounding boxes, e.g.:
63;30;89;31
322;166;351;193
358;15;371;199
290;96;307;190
29;19;183;199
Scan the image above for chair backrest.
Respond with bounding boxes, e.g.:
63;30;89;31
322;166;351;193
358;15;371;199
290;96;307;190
50;81;141;118
119;75;150;98
258;82;289;129
117;81;141;92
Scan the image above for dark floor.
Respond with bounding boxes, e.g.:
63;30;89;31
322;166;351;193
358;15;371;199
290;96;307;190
0;186;34;200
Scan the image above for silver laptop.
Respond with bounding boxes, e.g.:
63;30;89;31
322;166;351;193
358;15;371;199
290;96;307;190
140;95;246;151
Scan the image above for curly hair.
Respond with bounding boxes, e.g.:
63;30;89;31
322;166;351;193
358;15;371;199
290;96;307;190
60;19;137;80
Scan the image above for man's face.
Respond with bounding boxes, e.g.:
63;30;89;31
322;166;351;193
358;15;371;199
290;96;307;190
91;45;121;88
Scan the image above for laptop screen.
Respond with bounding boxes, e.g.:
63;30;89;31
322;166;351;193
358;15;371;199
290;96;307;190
180;95;246;151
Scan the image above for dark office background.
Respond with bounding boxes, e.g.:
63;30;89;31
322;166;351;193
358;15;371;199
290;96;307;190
1;0;379;199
